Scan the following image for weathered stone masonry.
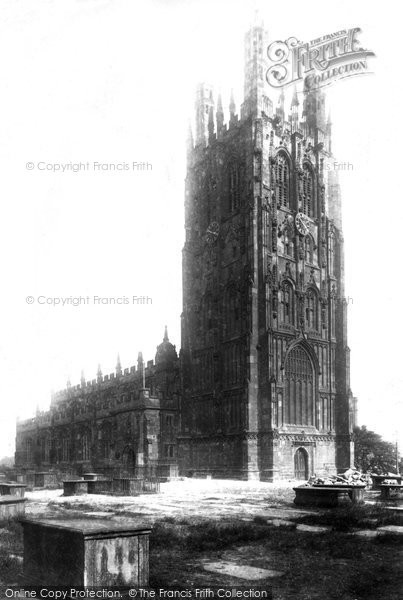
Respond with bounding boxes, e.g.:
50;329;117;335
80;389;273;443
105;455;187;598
15;20;355;482
15;329;180;480
178;20;355;480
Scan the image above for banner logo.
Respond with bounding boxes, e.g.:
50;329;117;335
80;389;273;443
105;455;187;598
266;28;375;90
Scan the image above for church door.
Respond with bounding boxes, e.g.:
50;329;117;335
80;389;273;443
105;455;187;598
294;448;308;480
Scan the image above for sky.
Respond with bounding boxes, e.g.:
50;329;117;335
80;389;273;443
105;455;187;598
0;0;401;458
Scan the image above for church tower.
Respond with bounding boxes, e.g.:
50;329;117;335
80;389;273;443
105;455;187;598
178;21;354;480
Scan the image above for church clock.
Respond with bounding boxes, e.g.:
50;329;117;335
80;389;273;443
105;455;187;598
205;221;220;245
295;212;311;236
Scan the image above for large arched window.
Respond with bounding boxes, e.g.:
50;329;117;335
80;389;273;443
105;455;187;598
284;344;315;426
274;153;290;208
302;164;314;217
77;429;91;461
82;431;90;461
305;289;318;330
100;422;112;459
280;282;294;325
228;164;240;212
25;438;33;463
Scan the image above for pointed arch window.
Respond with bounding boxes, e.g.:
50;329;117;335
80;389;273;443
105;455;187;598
62;437;70;462
280;282;294;325
229;164;240;212
226;287;241;336
305;289;318;330
82;432;90;461
284;344;315;426
275;153;290;208
302;164;314;217
305;236;314;263
100;422;112;459
26;438;33;463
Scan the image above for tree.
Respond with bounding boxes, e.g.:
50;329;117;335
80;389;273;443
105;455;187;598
353;426;401;474
0;455;14;468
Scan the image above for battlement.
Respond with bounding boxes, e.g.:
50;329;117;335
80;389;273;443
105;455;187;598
50;358;159;405
189;84;329;157
15;329;179;435
190;24;330;159
17;383;162;432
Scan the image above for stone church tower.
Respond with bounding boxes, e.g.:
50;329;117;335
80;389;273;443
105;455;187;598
178;20;354;480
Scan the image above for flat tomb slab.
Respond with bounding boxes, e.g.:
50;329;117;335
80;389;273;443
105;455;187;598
296;524;331;533
371;475;402;490
203;561;284;580
377;525;403;535
0;496;26;519
20;518;151;587
293;486;363;507
380;484;403;500
312;484;366;502
352;530;379;538
63;480;89;496
0;483;27;497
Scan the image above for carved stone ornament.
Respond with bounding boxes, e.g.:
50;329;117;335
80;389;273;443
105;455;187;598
309;268;316;285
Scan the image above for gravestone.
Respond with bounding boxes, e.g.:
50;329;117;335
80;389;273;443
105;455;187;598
0;496;26;519
0;483;27;497
63;480;89;496
21;518;151;587
203;561;284;580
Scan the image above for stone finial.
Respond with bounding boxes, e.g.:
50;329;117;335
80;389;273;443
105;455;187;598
137;352;145;388
216;93;224;136
229;89;236;118
291;86;299;107
116;353;122;376
186;122;194;157
208;104;215;143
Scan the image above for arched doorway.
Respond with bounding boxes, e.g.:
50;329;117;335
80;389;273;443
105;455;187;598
294;447;309;480
122;446;135;469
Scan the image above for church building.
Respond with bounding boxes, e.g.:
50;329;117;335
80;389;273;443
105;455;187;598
178;20;355;480
15;20;355;482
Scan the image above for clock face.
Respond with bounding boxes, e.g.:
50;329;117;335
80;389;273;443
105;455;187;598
295;212;310;236
205;221;220;245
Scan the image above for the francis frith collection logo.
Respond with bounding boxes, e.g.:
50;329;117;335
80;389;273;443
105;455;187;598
266;27;375;90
